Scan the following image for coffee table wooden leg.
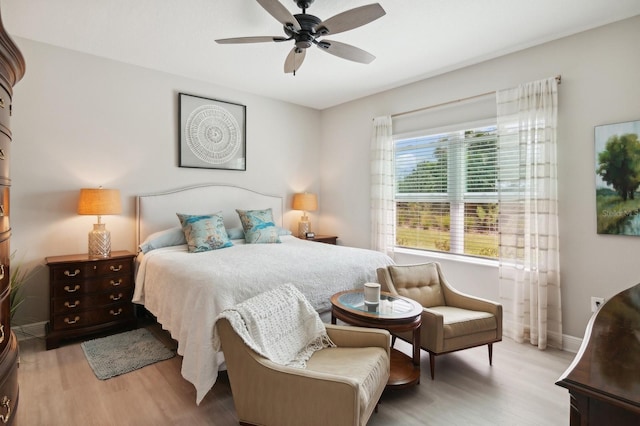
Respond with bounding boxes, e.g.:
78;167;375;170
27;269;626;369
412;325;420;366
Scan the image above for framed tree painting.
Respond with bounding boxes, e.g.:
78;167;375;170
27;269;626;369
595;119;640;235
179;93;246;170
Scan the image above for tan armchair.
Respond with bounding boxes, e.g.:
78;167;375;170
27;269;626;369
216;318;390;426
377;262;502;379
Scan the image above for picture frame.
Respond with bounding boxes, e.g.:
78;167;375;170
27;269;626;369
179;93;246;170
595;119;640;235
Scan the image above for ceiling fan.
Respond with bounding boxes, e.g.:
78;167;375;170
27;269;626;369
215;0;386;75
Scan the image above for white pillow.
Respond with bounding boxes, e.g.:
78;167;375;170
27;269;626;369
139;227;187;253
226;226;291;240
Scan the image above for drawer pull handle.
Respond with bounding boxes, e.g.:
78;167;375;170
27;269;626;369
64;316;80;324
64;300;80;308
110;279;122;287
64;269;81;277
110;293;123;301
0;325;4;345
64;284;81;293
0;265;4;280
0;395;11;424
110;265;123;272
109;308;123;316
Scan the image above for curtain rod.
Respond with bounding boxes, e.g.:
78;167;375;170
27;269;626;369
390;75;562;119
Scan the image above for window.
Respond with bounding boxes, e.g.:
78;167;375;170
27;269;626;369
395;122;498;259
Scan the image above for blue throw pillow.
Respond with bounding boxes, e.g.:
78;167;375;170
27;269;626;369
176;212;233;253
236;208;281;244
225;227;245;240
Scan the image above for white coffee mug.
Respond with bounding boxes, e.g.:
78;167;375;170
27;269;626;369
364;282;381;305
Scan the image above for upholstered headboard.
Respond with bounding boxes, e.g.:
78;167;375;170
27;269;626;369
136;183;284;246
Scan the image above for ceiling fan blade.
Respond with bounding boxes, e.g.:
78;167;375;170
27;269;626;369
216;36;288;44
318;40;375;64
256;0;301;31
284;47;306;74
316;3;385;36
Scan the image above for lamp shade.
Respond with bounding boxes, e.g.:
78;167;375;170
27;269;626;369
292;193;318;212
77;188;122;215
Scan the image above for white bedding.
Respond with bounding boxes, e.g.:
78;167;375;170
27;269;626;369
133;235;394;404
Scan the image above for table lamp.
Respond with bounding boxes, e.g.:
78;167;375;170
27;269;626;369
77;187;122;258
292;192;318;237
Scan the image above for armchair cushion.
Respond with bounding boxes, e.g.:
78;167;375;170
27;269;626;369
306;346;389;412
430;306;497;338
388;263;444;307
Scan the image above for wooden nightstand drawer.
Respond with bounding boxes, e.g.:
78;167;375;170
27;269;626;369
50;257;132;282
51;288;134;314
52;303;134;331
50;274;132;298
46;251;137;349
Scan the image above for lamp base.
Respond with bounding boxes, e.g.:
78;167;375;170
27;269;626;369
298;220;311;238
88;223;111;258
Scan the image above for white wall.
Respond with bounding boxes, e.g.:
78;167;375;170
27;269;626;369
12;16;640;341
11;38;322;325
320;15;640;340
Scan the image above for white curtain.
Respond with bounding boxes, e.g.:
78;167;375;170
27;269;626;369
370;116;395;258
496;77;562;349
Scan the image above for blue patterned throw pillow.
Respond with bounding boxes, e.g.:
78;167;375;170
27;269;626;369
176;212;233;253
236;208;281;244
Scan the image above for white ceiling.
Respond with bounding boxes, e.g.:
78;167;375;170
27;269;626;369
3;0;640;110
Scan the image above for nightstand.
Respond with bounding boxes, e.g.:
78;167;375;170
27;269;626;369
45;250;137;350
303;235;338;245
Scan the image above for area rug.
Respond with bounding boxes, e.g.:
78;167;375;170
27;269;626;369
81;328;175;380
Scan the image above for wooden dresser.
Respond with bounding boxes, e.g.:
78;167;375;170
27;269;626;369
556;283;640;425
45;251;137;350
0;6;25;426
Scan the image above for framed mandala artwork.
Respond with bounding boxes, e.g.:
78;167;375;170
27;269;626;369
179;93;246;170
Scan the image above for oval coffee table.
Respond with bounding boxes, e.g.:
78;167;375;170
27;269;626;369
330;289;423;388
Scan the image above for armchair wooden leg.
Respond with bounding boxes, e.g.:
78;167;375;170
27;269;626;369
488;343;493;366
429;352;435;380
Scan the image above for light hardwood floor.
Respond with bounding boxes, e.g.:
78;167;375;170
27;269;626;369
16;324;575;426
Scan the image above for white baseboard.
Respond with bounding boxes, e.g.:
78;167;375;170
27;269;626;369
561;333;582;353
13;321;47;341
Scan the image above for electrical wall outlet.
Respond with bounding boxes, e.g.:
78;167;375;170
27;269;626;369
590;296;605;313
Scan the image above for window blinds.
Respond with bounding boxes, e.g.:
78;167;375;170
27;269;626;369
395;124;499;258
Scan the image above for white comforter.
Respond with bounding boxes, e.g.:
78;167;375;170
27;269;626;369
133;235;394;404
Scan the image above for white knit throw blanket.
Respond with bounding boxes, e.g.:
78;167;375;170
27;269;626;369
213;283;335;368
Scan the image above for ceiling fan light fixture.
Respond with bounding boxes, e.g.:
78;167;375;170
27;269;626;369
295;33;314;49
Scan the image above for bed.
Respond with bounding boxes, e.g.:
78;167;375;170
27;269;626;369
133;184;395;404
